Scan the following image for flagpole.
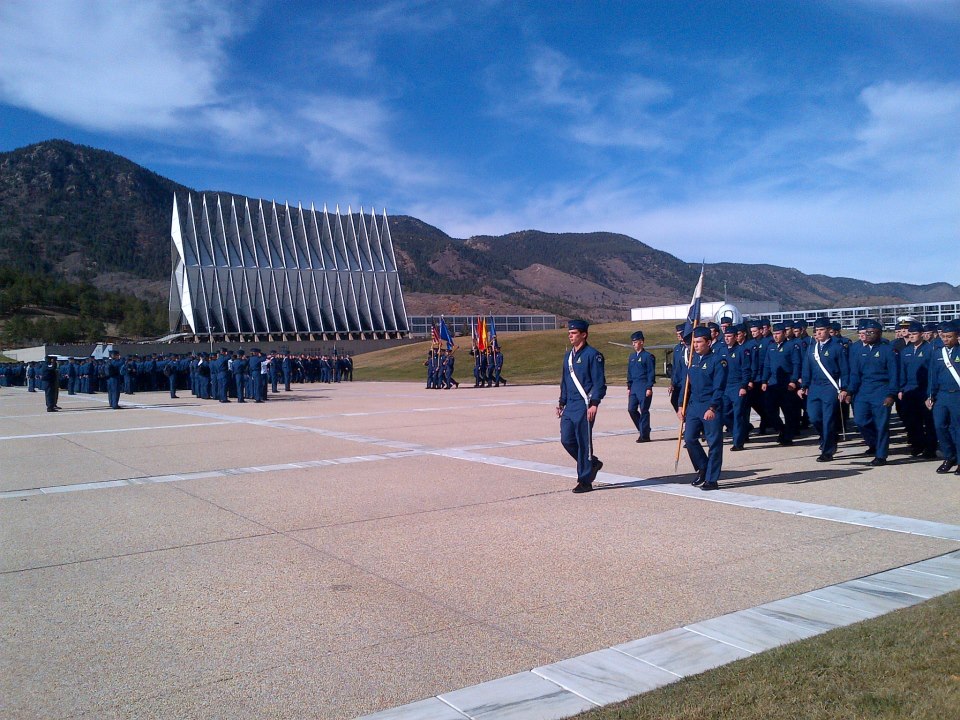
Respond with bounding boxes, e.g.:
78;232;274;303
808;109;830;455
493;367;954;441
674;262;705;473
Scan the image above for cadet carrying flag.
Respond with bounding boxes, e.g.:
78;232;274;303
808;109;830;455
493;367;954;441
682;262;705;337
487;315;497;347
438;315;454;350
476;316;487;351
431;321;441;347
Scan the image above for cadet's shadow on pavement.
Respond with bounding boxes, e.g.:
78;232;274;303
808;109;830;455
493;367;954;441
596;469;761;491
717;467;864;489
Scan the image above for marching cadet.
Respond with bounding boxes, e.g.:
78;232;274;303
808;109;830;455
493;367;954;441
718;324;752;451
282;352;292;391
66;357;79;395
424;349;438;389
679;326;727;490
557;320;606;494
442;348;459;389
846;319;899;466
669;323;687;412
899;321;937;458
626;330;656;442
926;320;960;475
761;322;801;446
800;318;849;462
164;354;179;398
492;344;506;386
83;356;97;393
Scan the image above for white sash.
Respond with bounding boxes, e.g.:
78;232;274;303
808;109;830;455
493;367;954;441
813;342;840;393
567;349;590;404
943;347;960;390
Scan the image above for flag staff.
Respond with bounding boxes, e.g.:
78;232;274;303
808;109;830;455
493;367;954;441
675;262;705;473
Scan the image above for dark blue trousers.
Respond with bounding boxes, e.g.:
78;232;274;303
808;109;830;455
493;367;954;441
627;391;652;439
853;393;891;459
807;384;840;455
684;402;723;484
560;405;595;484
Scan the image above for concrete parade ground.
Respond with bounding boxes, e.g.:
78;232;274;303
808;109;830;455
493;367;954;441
2;381;958;719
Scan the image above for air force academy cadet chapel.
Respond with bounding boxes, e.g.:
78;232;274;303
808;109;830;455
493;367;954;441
168;193;410;342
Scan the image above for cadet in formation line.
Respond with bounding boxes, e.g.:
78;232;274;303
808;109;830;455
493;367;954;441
644;316;960;497
10;350;354;410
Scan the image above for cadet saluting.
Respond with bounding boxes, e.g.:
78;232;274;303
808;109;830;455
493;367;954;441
557;320;606;494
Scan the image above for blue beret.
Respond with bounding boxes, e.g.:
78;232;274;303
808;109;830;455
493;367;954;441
907;321;923;333
760;318;771;327
568;319;589;331
782;320;794;329
940;320;959;333
795;319;808;329
772;322;787;332
923;322;938;332
813;317;831;329
692;327;711;339
831;322;842;331
675;323;685;332
723;324;737;335
748;319;762;329
631;330;645;341
856;319;869;329
707;322;719;331
864;319;882;330
720;317;733;324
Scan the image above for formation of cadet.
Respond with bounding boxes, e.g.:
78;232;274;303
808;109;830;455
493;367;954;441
470;345;506;388
421;343;507;389
7;349;354;410
424;347;460;389
664;316;960;488
558;319;606;493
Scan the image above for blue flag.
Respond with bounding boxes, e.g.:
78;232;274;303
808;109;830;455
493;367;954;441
438;315;454;350
683;263;704;337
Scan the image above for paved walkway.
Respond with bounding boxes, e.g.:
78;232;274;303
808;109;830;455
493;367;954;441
2;381;958;719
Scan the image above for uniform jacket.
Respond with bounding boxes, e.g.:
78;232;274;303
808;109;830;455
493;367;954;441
848;342;899;398
687;349;728;410
801;337;849;390
927;344;960;400
626;349;655;397
559;343;607;409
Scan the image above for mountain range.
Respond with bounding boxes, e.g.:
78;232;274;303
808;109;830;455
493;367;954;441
1;139;956;328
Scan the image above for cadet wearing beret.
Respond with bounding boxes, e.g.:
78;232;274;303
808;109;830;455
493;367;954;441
800;318;849;461
717;324;751;451
557;320;607;493
679;326;727;490
669;323;688;412
898;322;937;458
627;330;656;442
846;319;899;465
761;322;801;445
925;320;960;475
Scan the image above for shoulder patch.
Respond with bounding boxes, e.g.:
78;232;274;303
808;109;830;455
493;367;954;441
596;353;604;363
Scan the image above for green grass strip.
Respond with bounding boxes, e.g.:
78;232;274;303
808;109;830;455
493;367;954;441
574;590;960;720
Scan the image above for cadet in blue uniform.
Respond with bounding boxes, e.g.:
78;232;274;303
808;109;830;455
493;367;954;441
42;356;59;411
669;323;687;412
761;322;801;445
899;321;936;458
106;350;123;409
233;349;249;402
846;319;899;465
557;320;606;493
680;327;727;490
626;330;656;442
800;318;849;462
718;324;751;451
926;320;960;475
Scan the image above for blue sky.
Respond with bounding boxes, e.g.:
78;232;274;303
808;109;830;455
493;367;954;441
0;0;957;286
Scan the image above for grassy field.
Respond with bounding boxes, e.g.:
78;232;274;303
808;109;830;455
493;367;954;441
574;590;960;720
354;320;683;386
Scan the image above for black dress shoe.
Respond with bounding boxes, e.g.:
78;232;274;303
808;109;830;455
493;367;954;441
869;457;887;467
936;460;956;474
863;447;876;456
572;483;593;494
816;453;833;462
730;445;744;451
636;436;643;443
692;468;706;486
701;481;719;491
910;447;923;458
588;458;604;482
923;450;938;460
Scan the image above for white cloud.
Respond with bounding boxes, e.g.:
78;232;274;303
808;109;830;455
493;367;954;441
0;0;242;132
